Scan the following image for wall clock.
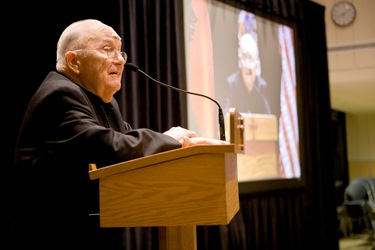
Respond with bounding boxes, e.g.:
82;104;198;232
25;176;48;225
331;1;356;27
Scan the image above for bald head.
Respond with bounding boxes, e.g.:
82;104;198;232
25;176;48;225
54;19;125;102
239;33;259;61
238;33;262;77
56;19;119;72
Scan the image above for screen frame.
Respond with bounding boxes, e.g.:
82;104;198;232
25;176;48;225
217;0;307;194
229;0;306;195
184;0;307;194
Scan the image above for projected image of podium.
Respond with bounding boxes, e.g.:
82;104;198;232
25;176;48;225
226;108;279;182
89;144;239;250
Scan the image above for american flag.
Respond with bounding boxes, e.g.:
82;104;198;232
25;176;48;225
278;25;301;178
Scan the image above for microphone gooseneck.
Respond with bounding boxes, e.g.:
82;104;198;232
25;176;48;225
126;63;139;72
126;62;226;141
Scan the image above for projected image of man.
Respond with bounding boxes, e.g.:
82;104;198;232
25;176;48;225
224;33;271;115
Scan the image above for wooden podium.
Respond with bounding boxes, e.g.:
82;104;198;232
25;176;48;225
89;144;239;250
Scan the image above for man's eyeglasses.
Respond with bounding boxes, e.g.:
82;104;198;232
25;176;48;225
238;52;257;68
75;47;127;62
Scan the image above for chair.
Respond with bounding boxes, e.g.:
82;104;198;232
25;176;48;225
345;200;372;232
341;178;375;237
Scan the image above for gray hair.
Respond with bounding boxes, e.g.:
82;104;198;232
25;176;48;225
55;19;104;71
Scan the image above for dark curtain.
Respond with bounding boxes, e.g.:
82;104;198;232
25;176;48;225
116;0;187;132
118;0;337;250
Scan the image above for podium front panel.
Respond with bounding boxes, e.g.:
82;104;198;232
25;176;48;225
97;151;238;227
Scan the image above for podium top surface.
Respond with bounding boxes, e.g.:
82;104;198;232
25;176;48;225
89;144;235;180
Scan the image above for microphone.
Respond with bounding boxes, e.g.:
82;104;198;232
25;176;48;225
126;62;226;141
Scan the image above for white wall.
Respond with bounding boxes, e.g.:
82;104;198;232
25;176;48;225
346;113;375;179
312;0;375;179
312;0;375;114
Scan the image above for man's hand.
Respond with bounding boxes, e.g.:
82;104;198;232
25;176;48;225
163;126;197;142
163;126;229;148
179;136;229;148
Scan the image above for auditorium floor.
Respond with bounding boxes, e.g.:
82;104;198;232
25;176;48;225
339;232;375;250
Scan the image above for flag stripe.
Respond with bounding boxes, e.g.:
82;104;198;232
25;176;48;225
278;25;300;178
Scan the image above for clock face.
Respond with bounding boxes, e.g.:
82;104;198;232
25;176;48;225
331;1;356;27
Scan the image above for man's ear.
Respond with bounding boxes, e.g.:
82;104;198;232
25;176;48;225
65;51;80;74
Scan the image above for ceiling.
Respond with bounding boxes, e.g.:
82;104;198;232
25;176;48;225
330;78;375;114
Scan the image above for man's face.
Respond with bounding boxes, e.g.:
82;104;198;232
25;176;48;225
76;27;125;102
238;34;259;92
240;52;258;92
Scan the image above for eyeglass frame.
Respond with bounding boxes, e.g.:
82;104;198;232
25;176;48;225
74;47;127;62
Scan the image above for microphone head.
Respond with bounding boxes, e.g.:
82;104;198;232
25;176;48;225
126;63;139;72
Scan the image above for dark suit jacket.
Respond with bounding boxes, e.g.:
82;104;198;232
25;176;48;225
224;70;271;115
9;71;182;249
